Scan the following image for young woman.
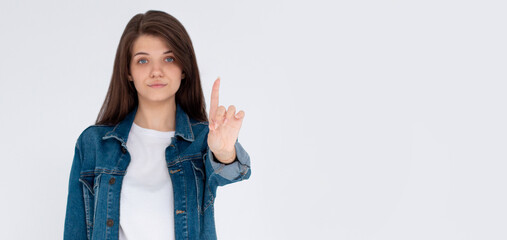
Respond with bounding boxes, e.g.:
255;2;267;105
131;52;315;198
63;10;251;240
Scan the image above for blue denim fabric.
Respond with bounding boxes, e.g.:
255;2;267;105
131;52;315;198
64;103;251;240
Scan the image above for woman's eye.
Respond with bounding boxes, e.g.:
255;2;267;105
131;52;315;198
136;57;173;64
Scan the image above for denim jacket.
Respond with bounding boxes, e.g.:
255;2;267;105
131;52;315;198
64;103;251;240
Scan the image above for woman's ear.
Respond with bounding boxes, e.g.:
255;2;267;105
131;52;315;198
181;72;185;79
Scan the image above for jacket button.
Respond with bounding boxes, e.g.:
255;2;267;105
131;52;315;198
121;146;127;154
109;177;116;185
107;219;114;227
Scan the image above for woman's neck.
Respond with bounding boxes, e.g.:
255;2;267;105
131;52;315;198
133;99;177;132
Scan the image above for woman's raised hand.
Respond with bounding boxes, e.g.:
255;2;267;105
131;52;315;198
207;77;245;164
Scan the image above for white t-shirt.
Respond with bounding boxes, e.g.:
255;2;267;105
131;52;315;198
119;122;176;240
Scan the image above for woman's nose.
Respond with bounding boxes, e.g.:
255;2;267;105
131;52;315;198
150;65;163;78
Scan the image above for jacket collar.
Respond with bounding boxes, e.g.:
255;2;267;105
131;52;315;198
102;103;195;144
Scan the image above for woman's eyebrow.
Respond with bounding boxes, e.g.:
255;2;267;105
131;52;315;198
133;50;173;57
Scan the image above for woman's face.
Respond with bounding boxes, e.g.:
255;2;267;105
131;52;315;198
128;34;185;105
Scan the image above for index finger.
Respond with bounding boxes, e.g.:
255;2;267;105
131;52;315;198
209;77;220;121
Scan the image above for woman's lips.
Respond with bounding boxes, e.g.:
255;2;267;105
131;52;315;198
149;84;167;88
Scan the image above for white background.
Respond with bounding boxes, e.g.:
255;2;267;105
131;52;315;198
1;0;506;239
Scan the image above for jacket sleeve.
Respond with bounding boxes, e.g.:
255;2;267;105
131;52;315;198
63;137;87;240
204;138;251;188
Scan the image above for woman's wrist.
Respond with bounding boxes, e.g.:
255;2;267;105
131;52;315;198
212;149;237;164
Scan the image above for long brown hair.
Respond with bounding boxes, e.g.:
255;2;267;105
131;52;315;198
95;10;208;125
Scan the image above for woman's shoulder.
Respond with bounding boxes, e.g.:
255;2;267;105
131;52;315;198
75;124;115;145
188;118;211;137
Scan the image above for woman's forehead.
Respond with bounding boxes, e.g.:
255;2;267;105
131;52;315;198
132;34;172;53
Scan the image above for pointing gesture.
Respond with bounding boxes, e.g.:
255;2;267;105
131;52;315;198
208;77;245;164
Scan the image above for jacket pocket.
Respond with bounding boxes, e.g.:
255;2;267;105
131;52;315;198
190;160;214;215
78;174;101;240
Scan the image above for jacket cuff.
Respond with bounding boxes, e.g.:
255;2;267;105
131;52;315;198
208;139;250;181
